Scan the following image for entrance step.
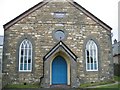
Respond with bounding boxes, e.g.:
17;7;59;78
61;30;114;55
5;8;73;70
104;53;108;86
50;85;70;88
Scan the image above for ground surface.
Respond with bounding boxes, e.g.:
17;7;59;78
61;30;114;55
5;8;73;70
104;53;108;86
2;76;120;89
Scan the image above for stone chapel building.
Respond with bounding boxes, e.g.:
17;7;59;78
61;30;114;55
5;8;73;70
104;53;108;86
2;0;113;88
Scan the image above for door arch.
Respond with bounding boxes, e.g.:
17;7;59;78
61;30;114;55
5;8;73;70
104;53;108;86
52;56;67;84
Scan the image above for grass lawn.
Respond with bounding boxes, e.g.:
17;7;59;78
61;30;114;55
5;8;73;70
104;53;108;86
80;81;115;88
4;76;120;89
80;76;120;88
96;75;120;88
114;76;120;82
97;84;119;88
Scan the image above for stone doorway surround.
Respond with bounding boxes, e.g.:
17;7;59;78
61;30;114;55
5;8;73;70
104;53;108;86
42;41;78;88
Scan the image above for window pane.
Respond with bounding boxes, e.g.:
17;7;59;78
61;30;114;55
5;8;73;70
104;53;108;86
28;64;31;70
25;43;28;48
94;60;96;64
87;57;89;63
90;57;93;63
28;58;31;63
94;63;97;70
93;44;96;49
87;63;90;70
25;49;27;56
21;57;23;63
28;43;32;48
87;50;89;56
91;63;93;70
20;64;23;70
24;64;27;70
24;56;27;63
29;49;31;56
54;30;65;40
21;49;24;55
21;44;24;48
90;50;93;56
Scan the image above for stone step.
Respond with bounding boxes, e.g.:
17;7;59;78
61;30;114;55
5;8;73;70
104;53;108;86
50;85;71;88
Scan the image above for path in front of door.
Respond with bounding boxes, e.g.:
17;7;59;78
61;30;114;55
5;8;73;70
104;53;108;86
50;85;70;88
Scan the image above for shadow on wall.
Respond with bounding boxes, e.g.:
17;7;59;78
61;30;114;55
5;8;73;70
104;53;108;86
0;70;2;90
114;63;120;76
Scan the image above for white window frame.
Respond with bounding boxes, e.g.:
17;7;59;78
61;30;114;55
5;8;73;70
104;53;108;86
85;40;98;71
19;39;32;72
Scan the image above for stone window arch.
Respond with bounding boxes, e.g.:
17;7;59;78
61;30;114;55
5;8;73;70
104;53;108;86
19;39;32;72
85;40;98;71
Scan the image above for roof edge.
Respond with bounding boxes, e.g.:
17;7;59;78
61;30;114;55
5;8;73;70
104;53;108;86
3;0;112;31
3;0;48;30
70;1;112;31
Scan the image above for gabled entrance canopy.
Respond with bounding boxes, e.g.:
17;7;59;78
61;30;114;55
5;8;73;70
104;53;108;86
43;41;77;61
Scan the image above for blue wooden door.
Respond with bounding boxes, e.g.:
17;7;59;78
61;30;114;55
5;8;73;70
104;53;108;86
52;56;67;84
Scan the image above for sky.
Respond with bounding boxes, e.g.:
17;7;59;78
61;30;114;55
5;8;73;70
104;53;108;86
0;0;119;42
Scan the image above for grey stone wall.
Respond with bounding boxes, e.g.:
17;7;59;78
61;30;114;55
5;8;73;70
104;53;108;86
3;1;113;88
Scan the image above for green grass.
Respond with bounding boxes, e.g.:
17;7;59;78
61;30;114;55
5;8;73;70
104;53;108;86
114;76;120;82
97;75;120;88
4;76;120;89
80;76;120;88
97;84;119;88
80;81;115;88
4;83;41;89
80;76;120;89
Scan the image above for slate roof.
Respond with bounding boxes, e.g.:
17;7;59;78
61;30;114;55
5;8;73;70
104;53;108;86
3;0;112;31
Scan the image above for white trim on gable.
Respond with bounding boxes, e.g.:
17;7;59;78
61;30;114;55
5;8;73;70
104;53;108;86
44;41;77;61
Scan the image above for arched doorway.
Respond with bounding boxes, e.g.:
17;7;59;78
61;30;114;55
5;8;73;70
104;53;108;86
52;56;67;84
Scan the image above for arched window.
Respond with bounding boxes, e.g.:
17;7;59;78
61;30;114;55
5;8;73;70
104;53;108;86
85;40;98;71
19;39;32;72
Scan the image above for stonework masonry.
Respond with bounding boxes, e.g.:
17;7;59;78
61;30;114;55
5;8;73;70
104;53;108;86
2;0;113;88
